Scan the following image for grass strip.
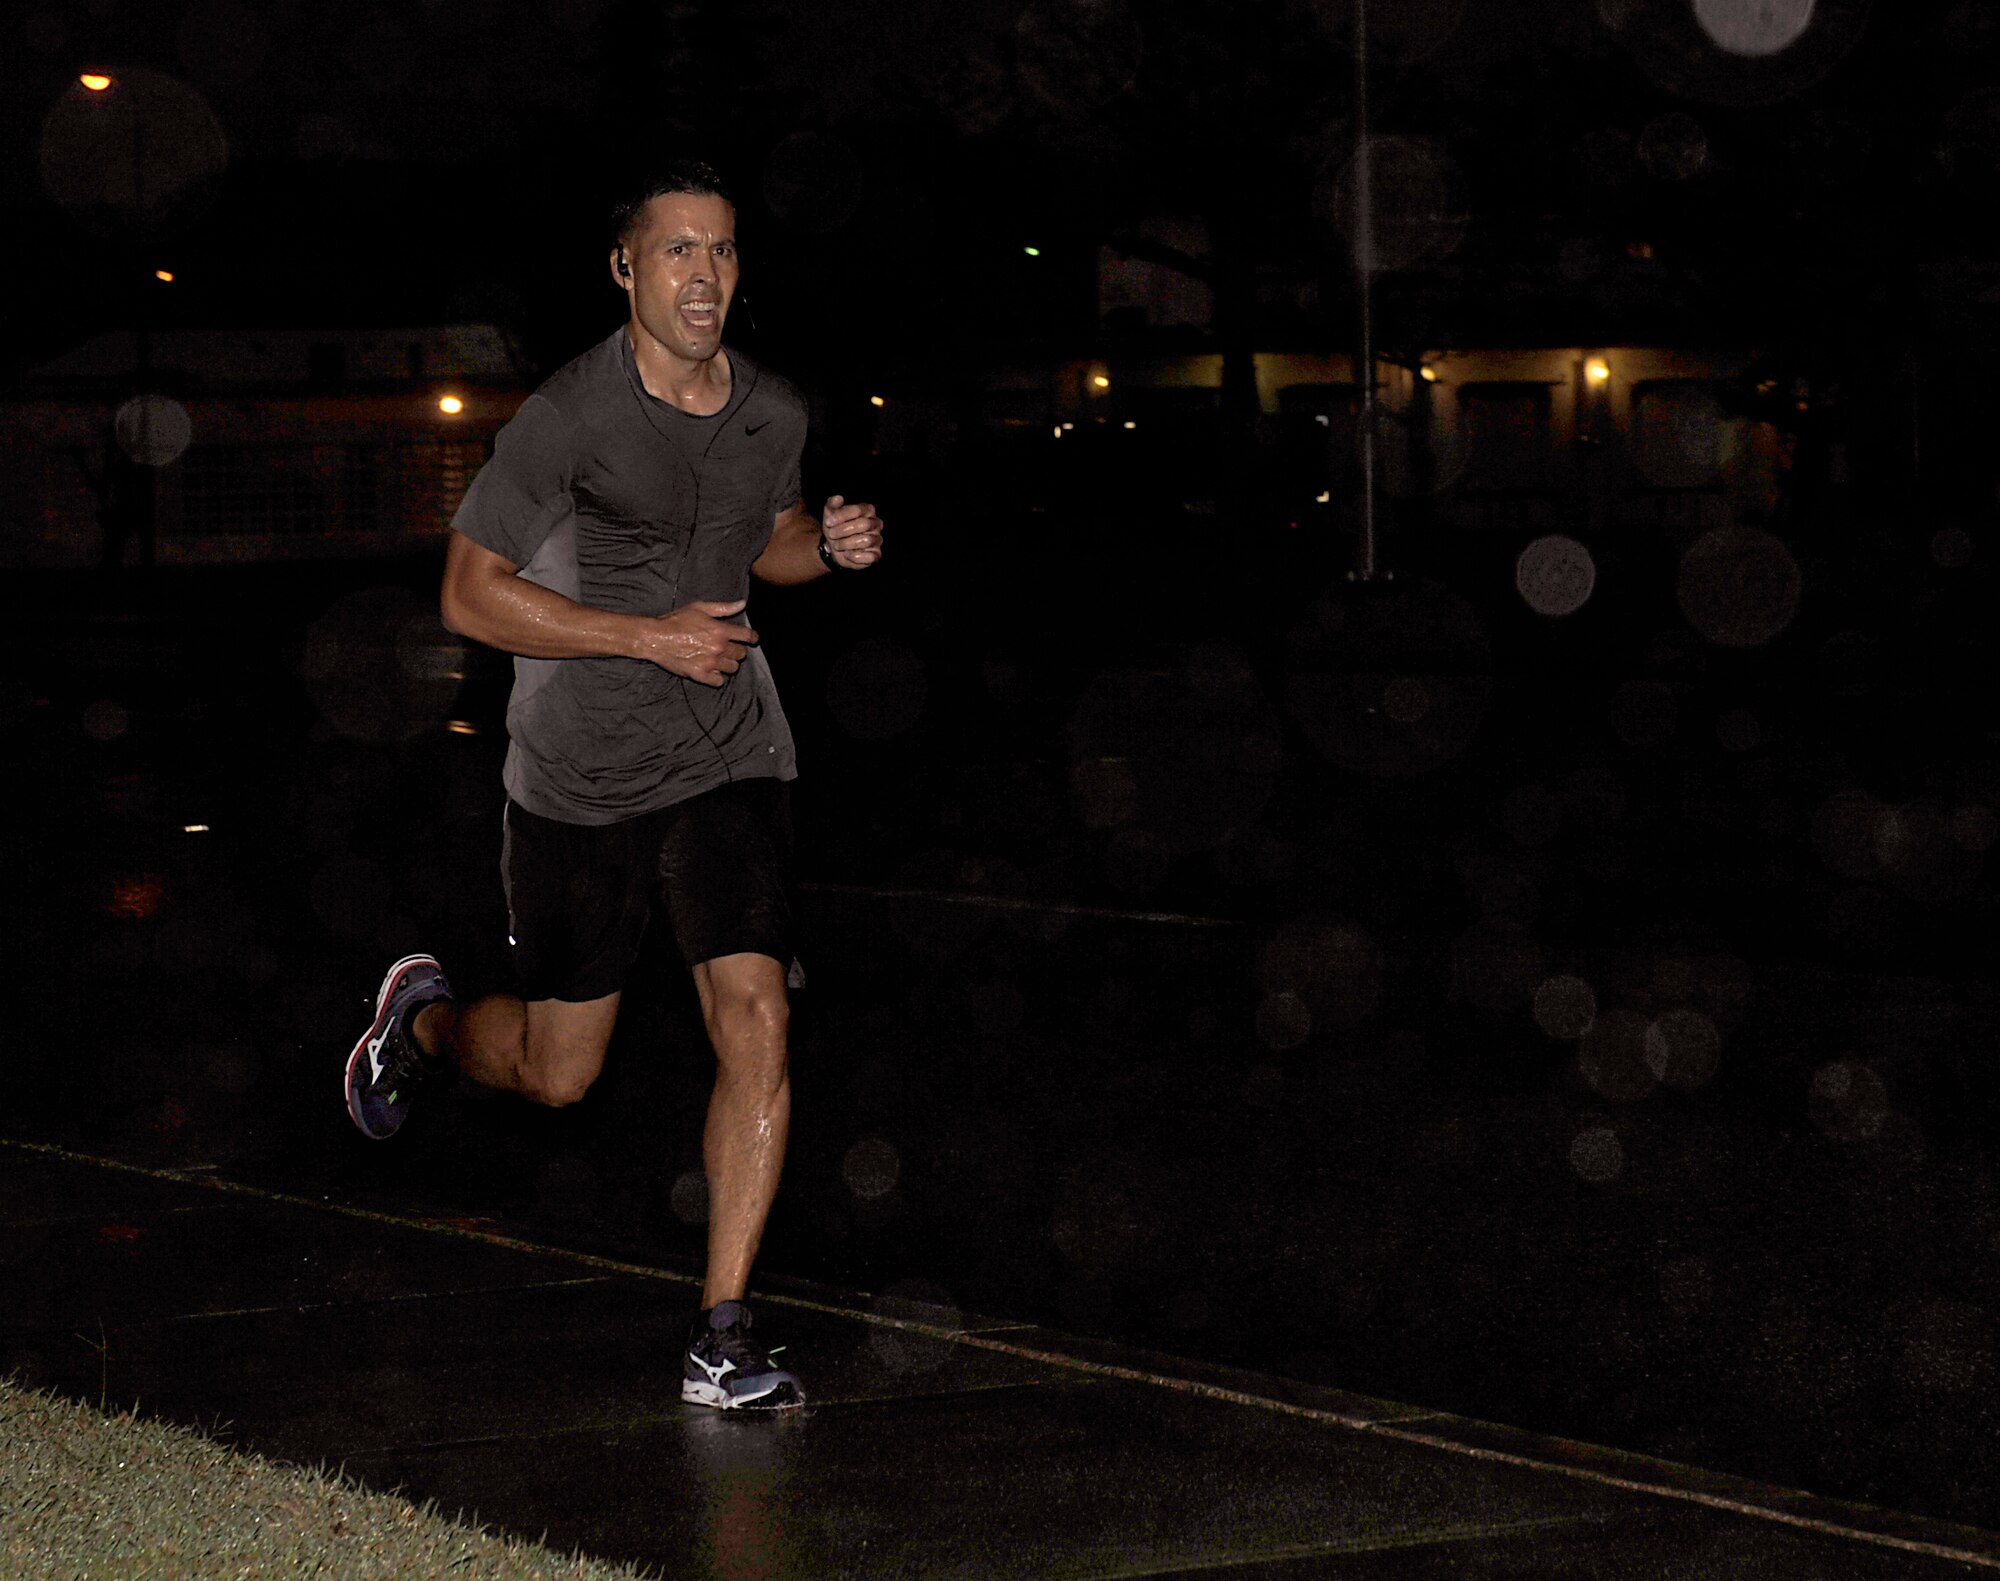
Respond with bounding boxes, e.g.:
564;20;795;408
0;1377;649;1580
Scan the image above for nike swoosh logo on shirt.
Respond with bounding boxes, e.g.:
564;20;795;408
744;418;772;435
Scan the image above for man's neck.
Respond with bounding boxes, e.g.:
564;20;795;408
627;323;732;416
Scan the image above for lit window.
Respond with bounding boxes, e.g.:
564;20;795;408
438;395;464;415
1585;358;1611;385
80;73;112;91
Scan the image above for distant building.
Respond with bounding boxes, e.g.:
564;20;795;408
1;324;532;568
964;343;1786;535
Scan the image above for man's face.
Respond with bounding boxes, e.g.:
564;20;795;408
614;191;739;367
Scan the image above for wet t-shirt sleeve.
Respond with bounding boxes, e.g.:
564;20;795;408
769;421;804;519
452;393;575;568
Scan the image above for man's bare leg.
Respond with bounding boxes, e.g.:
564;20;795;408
411;993;620;1108
690;952;792;1308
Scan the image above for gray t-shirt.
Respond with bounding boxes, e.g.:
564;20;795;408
451;329;806;824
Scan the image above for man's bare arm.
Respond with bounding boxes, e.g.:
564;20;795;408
751;496;884;585
440;530;757;688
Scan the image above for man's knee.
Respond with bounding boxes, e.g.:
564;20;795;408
699;957;790;1059
519;999;616;1107
522;1059;599;1108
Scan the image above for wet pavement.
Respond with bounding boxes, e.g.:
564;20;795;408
8;542;2000;1567
7;1139;1998;1577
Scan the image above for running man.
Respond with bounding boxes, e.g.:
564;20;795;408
342;159;883;1411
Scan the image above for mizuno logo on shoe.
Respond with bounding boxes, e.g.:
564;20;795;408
690;1353;737;1386
366;1032;388;1081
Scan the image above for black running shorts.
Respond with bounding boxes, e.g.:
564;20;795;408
501;778;795;1003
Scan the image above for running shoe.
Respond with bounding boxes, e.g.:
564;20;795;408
682;1300;804;1411
343;953;451;1141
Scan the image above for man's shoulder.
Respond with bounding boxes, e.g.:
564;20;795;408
732;351;808;425
527;330;626;419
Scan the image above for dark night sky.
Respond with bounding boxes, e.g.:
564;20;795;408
8;0;2000;383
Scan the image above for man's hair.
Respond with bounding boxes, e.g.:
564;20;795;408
609;160;735;247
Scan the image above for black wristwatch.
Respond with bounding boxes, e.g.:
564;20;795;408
817;533;841;572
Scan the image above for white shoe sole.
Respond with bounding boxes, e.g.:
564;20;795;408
681;1376;803;1411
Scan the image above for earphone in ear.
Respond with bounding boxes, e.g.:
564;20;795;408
616;249;631;278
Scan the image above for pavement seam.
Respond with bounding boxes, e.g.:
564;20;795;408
153;1275;623;1325
9;1137;1998;1572
1066;1512;1613;1579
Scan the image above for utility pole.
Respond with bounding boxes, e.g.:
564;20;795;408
1351;0;1380;582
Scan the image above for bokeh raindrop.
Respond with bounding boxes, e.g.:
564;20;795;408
1262;917;1384;1028
1515;535;1597;617
1322;136;1470;272
671;1170;710;1225
82;699;129;742
1931;527;1973;569
1534;974;1597;1040
1570;1126;1625;1183
842;1135;901;1201
303;588;466;743
1808;1059;1887;1141
1715;707;1761;752
1693;0;1816;55
1255;991;1314;1051
114;395;193;467
1579;1009;1658;1102
39;68;228;223
1677;526;1801;647
1284;581;1492;777
1645;1008;1721;1088
1951;805;1997;853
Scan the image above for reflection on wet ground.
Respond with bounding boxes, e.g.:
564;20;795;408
9;544;2000;1531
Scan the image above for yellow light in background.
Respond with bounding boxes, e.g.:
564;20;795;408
1122;420;1137;430
1052;425;1063;438
1585;358;1611;384
182;824;210;834
1419;365;1438;383
154;269;175;283
869;395;885;407
447;720;477;736
438;394;464;415
1061;421;1074;430
80;73;112;91
1091;374;1110;389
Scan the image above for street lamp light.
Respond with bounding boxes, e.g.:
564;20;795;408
80;72;112;91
